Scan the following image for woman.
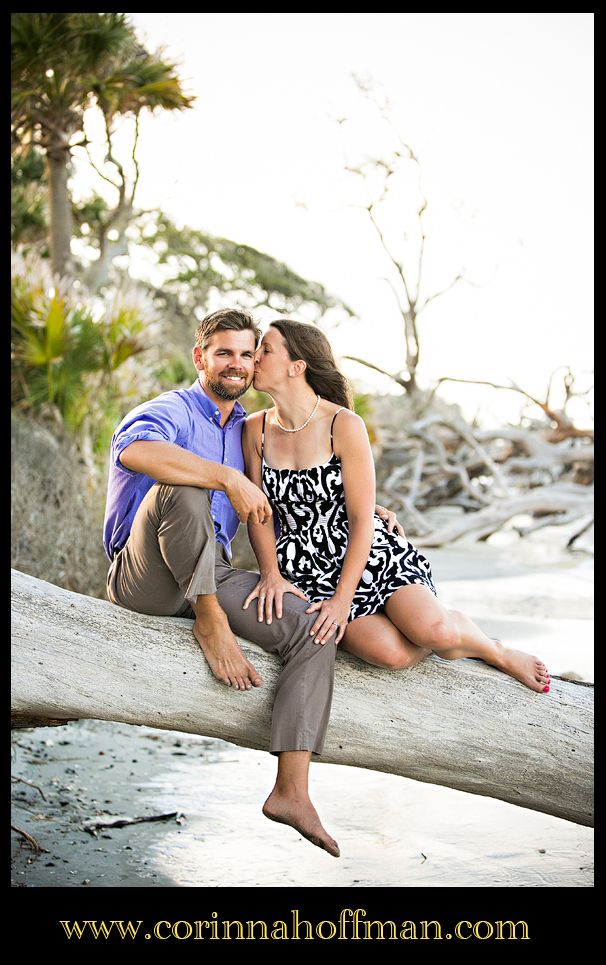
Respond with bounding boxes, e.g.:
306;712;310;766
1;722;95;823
241;319;551;694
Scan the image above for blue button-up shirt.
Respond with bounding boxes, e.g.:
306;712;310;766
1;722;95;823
103;379;246;561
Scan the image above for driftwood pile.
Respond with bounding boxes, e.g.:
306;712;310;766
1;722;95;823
375;412;594;548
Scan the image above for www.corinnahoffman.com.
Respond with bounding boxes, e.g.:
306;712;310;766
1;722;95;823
59;910;531;941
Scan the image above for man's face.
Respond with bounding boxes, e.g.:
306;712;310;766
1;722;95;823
193;329;256;401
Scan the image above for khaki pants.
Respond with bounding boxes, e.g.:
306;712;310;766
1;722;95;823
106;483;336;756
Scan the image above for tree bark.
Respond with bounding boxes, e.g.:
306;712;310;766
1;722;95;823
46;146;73;278
11;569;593;827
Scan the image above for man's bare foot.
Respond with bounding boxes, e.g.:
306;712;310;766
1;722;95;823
193;614;263;691
262;788;340;857
491;639;551;693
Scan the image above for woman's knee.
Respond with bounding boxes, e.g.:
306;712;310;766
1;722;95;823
379;647;429;670
426;612;461;651
342;615;431;670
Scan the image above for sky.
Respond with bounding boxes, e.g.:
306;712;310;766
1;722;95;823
79;13;594;427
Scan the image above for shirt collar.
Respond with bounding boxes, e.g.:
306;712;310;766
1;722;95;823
190;378;247;425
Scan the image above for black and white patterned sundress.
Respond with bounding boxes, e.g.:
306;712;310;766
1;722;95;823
261;408;437;622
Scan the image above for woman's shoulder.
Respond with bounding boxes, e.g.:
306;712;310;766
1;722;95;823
328;404;364;428
245;408;270;425
243;408;271;455
328;405;367;450
318;399;356;418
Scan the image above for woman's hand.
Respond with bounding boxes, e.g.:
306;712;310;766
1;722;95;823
242;571;308;625
305;593;352;645
375;502;405;538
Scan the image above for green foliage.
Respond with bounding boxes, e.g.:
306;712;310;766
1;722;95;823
11;13;134;137
353;391;377;443
241;387;274;415
72;194;110;237
11;12;195;156
12;279;101;426
11;147;47;247
11;254;153;443
153;354;192;392
131;211;354;322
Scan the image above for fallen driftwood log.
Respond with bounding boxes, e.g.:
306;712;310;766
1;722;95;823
375;406;594;545
416;485;594;547
11;569;593;827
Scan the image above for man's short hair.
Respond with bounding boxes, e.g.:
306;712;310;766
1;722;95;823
194;308;261;351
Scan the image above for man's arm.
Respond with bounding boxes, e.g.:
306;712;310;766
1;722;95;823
120;440;271;524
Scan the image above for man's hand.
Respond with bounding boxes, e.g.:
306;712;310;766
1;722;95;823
226;470;273;525
375;502;405;538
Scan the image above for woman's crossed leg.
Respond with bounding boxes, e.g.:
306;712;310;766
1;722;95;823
381;584;550;693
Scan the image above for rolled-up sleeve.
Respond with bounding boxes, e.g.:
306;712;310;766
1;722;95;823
111;396;190;477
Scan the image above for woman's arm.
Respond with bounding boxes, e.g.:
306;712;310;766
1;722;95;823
306;411;376;644
241;414;308;623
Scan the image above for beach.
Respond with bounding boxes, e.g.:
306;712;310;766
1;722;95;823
11;531;593;888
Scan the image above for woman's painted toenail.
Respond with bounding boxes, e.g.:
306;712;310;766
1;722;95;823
543;686;550;692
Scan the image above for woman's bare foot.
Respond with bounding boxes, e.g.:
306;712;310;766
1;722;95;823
193;614;263;691
262;788;340;857
491;639;551;693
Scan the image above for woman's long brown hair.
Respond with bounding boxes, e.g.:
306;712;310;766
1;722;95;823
269;319;354;410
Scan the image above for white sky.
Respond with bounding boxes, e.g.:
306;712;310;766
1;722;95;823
84;13;595;426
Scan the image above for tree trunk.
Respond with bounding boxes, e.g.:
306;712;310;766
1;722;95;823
86;203;133;291
11;569;593;827
46;146;73;278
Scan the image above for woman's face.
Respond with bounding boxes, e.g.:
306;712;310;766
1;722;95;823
253;328;292;392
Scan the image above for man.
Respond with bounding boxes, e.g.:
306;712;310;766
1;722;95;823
104;307;400;858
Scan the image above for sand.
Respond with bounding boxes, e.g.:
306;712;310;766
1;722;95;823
11;531;593;888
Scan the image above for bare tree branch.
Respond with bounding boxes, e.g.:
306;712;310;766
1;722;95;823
102;112;127;208
83;143;122;191
11;825;45;852
545;365;570;410
419;273;464;312
566;517;594;549
514;509;591;537
11;776;47;800
407;423;492;507
408;447;425;505
423;375;594;440
415;198;428;304
380;275;408;319
129;113;141;205
342;355;410;390
410;414;511;496
367;203;413;311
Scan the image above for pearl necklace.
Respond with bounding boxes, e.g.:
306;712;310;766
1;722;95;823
274;395;321;432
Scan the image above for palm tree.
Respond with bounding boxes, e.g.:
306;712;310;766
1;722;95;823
11;13;194;279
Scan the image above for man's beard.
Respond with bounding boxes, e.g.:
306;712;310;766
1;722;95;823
203;369;252;401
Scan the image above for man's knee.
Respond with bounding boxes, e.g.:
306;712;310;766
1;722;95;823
157;483;211;514
283;612;338;665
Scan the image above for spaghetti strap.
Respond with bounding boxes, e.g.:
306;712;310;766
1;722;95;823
261;410;267;460
330;408;345;453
